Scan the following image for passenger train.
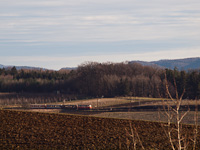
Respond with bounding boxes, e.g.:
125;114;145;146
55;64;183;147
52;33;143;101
30;104;92;110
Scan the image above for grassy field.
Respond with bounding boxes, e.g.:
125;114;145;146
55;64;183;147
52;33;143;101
46;97;170;108
9;96;197;125
2;96;200;125
51;97;130;107
91;111;200;125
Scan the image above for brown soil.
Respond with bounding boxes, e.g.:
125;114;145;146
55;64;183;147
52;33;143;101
0;110;199;150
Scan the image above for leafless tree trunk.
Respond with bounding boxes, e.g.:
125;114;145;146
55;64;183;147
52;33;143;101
125;121;144;150
162;72;198;150
191;99;198;150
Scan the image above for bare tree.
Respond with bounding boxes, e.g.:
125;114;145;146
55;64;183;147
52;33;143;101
125;121;144;150
191;99;198;150
161;71;199;150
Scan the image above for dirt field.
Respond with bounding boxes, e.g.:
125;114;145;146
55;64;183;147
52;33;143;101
1;109;200;150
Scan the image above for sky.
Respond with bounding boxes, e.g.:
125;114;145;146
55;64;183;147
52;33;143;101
0;0;200;70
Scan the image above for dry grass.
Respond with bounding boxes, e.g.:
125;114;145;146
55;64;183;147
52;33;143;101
3;96;200;125
48;97;168;107
91;111;161;122
30;109;61;113
49;97;130;108
91;111;200;125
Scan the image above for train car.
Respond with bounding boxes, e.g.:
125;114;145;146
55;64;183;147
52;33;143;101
30;104;47;109
77;105;92;110
30;104;92;110
62;105;77;109
46;105;62;109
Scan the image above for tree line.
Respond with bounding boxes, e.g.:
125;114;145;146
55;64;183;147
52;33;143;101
0;62;200;99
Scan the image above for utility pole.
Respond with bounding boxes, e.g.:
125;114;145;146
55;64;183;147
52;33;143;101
96;95;99;110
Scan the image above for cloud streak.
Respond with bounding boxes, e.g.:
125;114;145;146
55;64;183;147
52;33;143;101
1;0;200;42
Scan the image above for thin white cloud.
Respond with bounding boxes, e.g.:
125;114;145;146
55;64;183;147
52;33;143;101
1;0;200;42
1;0;72;7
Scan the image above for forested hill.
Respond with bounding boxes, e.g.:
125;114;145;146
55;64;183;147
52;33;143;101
0;62;200;99
1;57;200;71
0;64;45;71
130;57;200;70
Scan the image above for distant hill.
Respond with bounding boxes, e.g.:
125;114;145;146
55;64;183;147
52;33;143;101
59;67;77;71
130;57;200;70
1;57;200;71
129;61;161;68
0;64;46;71
0;64;4;68
0;64;75;71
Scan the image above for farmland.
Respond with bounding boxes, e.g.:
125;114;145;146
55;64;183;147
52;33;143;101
20;97;200;125
1;94;200;149
1;109;200;150
2;95;200;124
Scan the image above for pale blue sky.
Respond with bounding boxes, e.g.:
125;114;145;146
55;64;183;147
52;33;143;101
0;0;200;70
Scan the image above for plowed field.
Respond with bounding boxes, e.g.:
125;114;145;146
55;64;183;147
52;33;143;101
0;110;199;150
